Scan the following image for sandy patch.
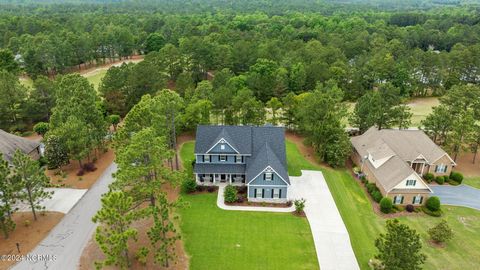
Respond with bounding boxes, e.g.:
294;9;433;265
46;148;115;189
0;212;64;269
454;151;480;177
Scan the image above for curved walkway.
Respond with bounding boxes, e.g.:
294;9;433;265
216;183;295;212
430;185;480;210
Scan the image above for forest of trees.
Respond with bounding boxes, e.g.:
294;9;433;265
1;0;480;167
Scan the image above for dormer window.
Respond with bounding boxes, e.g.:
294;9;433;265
204;155;210;163
265;172;273;181
220;155;227;162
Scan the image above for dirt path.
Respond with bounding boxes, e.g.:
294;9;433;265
80;55;144;77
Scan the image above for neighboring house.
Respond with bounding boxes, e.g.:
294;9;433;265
194;125;290;202
350;127;456;205
0;129;41;164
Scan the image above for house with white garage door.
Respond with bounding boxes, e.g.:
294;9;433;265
194;125;290;202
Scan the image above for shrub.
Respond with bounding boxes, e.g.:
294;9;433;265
237;195;245;203
33;122;49;136
24;219;31;227
207;186;215;193
236;186;247;194
135;247;149;266
181;178;197;194
423;173;434;183
447;179;460;186
422;207;442;217
426;196;441;211
435;176;445;185
224;185;238;203
76;169;85;176
83;162;97;172
406;204;415;213
450;171;464;184
294;198;306;214
107;114;121;131
380;197;393;213
360;175;367;184
428;220;454;244
372;191;383;203
286;200;293;207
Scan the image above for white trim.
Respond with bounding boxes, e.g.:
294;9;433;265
248;184;288;187
205;138;240;154
387;171;432;193
430;153;457;166
195;153;251;156
247;166;290;186
413;154;429;163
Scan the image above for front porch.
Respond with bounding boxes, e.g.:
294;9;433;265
196;173;246;186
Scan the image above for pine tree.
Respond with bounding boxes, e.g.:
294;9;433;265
375;219;426;270
12;150;52;221
92;192;140;269
147;192;181;268
0;156;18;239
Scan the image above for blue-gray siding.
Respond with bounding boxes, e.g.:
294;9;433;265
196;154;246;164
208;141;237;154
249;170;287;186
248;186;287;199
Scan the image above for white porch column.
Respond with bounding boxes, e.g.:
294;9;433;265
229;174;232;184
421;163;426;175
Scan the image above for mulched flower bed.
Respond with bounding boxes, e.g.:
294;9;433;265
190;185;219;195
225;200;292;208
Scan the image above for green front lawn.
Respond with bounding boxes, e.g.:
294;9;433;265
285;138;480;270
464;177;480;189
178;141;319;270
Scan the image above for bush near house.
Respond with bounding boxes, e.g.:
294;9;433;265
449;171;464;184
182;178;197;194
33;122;49;136
435;176;445;185
423;173;434;183
294;198;306;214
366;182;383;203
406;204;415;213
380;197;393;213
423;196;442;217
224;185;238;203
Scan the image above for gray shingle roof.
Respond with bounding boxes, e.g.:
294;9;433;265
0;129;40;163
195;125;289;184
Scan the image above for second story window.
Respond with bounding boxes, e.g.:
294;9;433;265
204;155;210;162
265;172;273;181
220;155;227;162
235;155;242;163
406;179;416;186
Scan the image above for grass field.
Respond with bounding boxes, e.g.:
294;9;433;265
178;141;319;270
84;69;107;90
464;177;480;189
285;139;480;270
346;97;440;128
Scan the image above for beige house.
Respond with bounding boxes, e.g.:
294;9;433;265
0;129;41;164
351;127;456;205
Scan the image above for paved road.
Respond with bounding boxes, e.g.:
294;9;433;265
430;185;480;210
12;163;117;270
289;170;360;270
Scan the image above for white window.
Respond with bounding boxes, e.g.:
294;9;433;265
235;155;242;163
435;164;447;173
413;195;423;204
220;155;226;162
273;189;280;199
394;195;403;205
256;188;263;198
406;180;416;186
220;144;225;150
265;172;273;181
204;155;210;163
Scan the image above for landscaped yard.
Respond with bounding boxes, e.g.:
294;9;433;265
464;177;480;189
178;141;319;270
285;137;480;270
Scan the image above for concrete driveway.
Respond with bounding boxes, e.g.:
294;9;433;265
289;170;359;270
430;185;480;210
16;188;87;214
12;163;117;270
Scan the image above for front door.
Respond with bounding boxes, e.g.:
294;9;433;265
220;174;227;183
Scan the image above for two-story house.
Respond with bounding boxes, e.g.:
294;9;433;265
194;125;290;202
350;127;456;205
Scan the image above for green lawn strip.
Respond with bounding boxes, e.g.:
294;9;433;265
178;140;319;270
178;194;318;270
463;177;480;189
285;139;480;270
83;69;107;90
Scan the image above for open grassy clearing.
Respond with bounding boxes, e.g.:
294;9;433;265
286;138;480;270
84;69;107;90
178;141;318;270
345;97;439;127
